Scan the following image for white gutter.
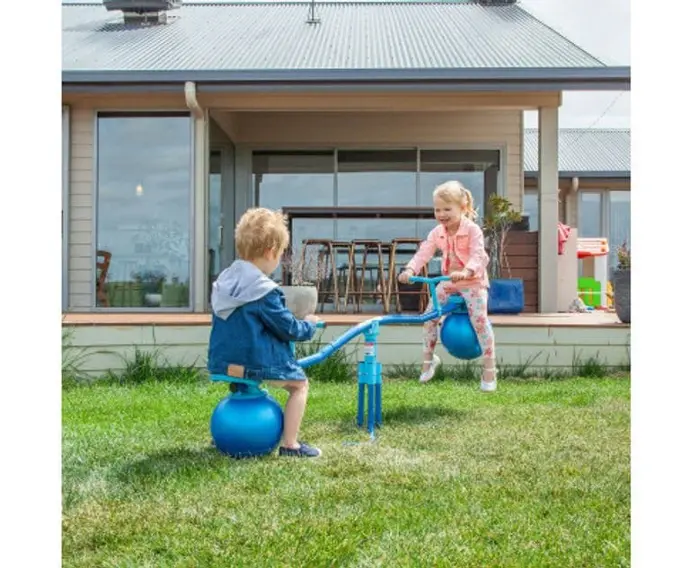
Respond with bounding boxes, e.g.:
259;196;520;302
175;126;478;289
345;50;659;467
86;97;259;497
185;80;208;311
184;81;204;118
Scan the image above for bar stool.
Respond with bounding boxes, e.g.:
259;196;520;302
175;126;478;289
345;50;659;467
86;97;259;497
299;239;354;313
330;241;355;312
379;242;393;312
349;240;388;313
386;238;429;313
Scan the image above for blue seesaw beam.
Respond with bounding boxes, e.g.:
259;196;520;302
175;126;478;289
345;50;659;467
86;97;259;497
297;276;459;438
296;304;456;368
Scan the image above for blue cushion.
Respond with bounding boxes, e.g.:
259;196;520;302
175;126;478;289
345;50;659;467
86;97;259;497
488;279;525;314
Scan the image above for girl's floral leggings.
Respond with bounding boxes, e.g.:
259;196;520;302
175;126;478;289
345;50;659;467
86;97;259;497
422;282;495;362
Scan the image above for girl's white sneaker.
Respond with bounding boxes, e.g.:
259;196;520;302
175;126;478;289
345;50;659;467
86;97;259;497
481;367;498;392
419;354;441;383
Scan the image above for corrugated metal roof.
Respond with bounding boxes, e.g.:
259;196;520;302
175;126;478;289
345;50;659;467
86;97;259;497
524;128;630;176
63;2;605;72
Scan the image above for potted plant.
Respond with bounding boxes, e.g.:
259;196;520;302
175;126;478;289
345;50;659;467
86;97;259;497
132;268;166;307
612;241;630;323
279;247;321;319
131;220;189;307
483;194;525;314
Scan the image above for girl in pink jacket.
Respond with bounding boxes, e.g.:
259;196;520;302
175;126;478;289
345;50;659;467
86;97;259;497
398;181;497;392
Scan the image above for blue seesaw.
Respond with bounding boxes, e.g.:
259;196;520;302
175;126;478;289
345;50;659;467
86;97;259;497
208;275;483;458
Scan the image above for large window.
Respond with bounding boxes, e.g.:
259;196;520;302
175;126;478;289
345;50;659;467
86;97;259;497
95;112;192;309
253;148;500;247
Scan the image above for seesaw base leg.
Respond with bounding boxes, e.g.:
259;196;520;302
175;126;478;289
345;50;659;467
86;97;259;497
375;383;382;427
356;380;382;435
367;384;375;434
357;383;365;427
356;323;382;436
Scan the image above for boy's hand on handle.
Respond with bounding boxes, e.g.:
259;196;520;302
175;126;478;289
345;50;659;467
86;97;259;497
398;268;414;284
304;314;321;324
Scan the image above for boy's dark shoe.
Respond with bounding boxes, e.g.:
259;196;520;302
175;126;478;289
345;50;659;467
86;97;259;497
278;441;322;458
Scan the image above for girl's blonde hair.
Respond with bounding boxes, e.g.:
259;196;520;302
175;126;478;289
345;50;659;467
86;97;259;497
235;207;290;260
432;180;478;220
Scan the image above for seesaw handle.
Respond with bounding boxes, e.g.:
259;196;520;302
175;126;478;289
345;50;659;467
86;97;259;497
408;275;450;313
408;275;451;285
315;321;327;329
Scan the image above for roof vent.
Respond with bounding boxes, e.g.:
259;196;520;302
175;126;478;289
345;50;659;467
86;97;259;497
306;0;321;25
103;0;182;25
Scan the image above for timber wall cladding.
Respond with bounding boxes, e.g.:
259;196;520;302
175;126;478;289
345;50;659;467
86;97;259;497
502;231;538;313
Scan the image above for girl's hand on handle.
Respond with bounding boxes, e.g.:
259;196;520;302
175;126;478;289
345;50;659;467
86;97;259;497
450;269;472;282
398;268;414;284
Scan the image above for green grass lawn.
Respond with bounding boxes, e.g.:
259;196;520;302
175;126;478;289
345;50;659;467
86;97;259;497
62;377;630;568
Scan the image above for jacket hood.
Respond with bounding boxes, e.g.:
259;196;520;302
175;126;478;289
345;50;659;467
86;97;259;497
211;260;279;320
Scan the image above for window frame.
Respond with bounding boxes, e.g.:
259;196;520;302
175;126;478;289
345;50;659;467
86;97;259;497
250;144;507;203
252;144;505;196
92;110;196;312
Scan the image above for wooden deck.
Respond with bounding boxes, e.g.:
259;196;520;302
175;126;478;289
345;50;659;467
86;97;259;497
62;310;626;328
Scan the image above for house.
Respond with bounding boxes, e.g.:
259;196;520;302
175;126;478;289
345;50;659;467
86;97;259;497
62;0;631;374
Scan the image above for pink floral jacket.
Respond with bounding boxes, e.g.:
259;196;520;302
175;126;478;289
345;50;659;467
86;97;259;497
406;218;490;289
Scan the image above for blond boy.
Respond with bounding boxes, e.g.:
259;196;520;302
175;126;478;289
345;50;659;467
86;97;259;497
208;208;322;457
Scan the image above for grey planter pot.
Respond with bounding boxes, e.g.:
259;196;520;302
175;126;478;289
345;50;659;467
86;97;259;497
281;285;318;319
613;269;631;324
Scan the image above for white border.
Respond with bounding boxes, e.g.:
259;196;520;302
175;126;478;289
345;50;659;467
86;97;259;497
4;0;62;563
632;0;688;563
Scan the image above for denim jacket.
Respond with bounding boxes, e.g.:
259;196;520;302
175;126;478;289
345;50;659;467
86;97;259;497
207;260;317;380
